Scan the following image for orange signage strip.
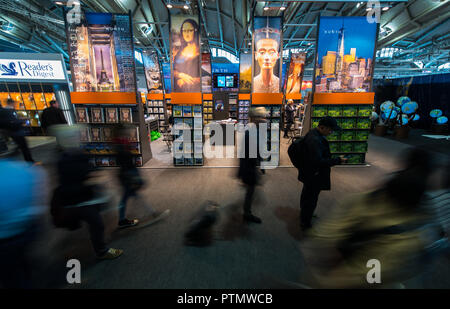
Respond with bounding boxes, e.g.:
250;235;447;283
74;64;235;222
286;93;302;100
202;93;213;100
165;94;171;99
171;92;202;105
70;92;137;104
147;93;164;100
313;92;375;105
238;93;251;100
252;93;283;105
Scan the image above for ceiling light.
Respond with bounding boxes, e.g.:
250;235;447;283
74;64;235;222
356;3;360;8
280;6;286;11
248;42;252;46
264;6;269;11
382;6;389;11
54;1;64;5
167;4;173;9
366;7;371;11
183;4;189;10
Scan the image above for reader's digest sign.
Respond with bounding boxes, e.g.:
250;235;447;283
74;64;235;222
0;59;66;80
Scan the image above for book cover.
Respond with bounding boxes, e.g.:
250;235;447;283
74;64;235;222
120;108;133;123
341;118;356;129
343;106;358;117
183;118;193;129
159;108;164;113
193;130;203;141
103;127;113;142
148;108;153;113
183;106;192;117
327;106;342;117
312;106;327;117
358;105;372;117
134;156;143;167
173;105;183;117
90;127;102;142
129;126;140;142
194;118;202;129
91;107;104;123
105;108;118;123
76;107;89;123
80;127;90;142
193;106;202;117
272;106;281;117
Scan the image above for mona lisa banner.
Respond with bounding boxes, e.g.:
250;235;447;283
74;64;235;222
285;53;306;94
252;16;282;93
65;11;136;92
170;14;201;93
142;50;163;93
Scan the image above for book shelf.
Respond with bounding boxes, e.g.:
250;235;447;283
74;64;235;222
147;93;168;131
71;92;152;167
172;104;204;166
311;104;372;165
237;99;250;125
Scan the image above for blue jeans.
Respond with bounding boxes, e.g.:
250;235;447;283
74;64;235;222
118;187;135;222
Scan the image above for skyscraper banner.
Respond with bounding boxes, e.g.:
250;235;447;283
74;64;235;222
252;16;283;93
170;14;201;93
201;52;212;93
142;50;163;93
285;53;306;94
314;16;377;93
239;52;252;93
65;11;136;92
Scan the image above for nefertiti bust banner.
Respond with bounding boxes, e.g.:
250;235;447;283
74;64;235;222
252;16;282;94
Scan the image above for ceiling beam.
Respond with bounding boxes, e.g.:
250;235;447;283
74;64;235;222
231;0;238;54
215;0;224;48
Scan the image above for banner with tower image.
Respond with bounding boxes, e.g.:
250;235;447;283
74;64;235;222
314;16;378;93
65;11;136;92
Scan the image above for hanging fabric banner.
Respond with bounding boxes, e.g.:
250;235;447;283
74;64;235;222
170;14;201;93
314;16;377;93
65;11;136;92
239;52;252;93
285;53;306;94
142;50;163;93
201;53;212;93
252;16;282;93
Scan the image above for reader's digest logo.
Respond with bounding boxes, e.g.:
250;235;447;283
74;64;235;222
0;62;18;76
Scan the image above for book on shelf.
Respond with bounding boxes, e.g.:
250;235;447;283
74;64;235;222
105;108;119;123
80;127;90;142
193;130;203;141
91;107;104;123
183;106;192;117
173;106;183;117
193;106;202;117
90;127;102;142
76;107;89;123
120;108;133;123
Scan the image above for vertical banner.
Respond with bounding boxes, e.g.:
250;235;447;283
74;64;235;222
142;50;163;93
252;16;282;93
162;63;171;93
239;52;252;93
65;12;136;92
314;16;377;93
201;53;212;93
285;53;306;94
170;14;201;93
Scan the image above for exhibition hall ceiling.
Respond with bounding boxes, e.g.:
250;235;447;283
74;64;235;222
0;0;448;76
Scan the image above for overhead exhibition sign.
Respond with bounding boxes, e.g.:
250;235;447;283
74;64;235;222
142;50;163;93
170;14;201;93
285;53;306;94
239;52;252;93
252;16;283;93
0;59;66;81
314;16;378;93
65;11;136;92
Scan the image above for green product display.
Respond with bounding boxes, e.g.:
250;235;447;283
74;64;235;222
353;142;368;153
357;118;371;129
355;130;369;140
151;131;161;141
327;106;342;117
342;106;358;117
358;105;372;117
341;118;356;129
340;142;353;152
327;131;340;141
312;119;320;128
312;106;327;117
347;154;364;164
341;131;355;141
329;142;340;153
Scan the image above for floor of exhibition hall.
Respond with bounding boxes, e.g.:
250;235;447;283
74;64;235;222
14;133;450;289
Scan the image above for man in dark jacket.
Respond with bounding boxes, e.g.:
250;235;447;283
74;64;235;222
40;100;67;133
0;98;35;162
283;99;296;138
299;116;346;230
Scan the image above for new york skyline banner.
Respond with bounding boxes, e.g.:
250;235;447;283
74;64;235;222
252;16;282;94
142;50;163;93
170;14;201;93
239;52;252;93
65;11;136;92
314;16;378;93
285;53;306;94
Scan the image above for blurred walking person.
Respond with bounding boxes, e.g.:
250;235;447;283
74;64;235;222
40;100;67;134
0;144;45;288
238;107;267;224
0;98;35;163
283;99;295;138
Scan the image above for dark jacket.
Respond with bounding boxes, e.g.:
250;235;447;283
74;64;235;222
40;106;67;131
0;106;23;132
299;128;341;190
238;124;263;186
285;104;295;123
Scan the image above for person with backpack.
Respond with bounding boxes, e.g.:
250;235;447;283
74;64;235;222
288;116;346;231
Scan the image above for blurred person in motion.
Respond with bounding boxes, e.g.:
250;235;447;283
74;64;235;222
0;143;45;288
299;116;346;231
40;100;67;134
283;99;296;138
0;98;36;163
302;148;444;288
238;107;267;224
50;125;123;259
